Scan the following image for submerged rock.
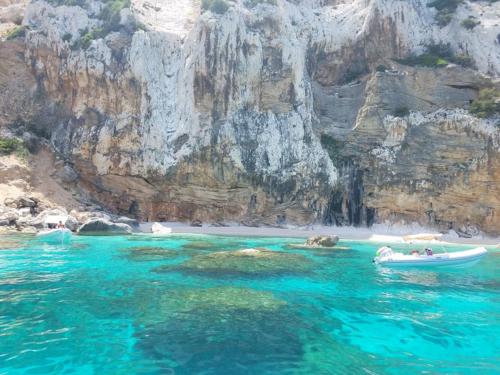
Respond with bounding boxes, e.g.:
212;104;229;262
181;240;216;250
78;218;132;235
124;246;177;261
135;287;300;373
154;286;286;315
0;239;25;250
155;248;312;276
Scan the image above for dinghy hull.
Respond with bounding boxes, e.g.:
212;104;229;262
36;228;72;244
374;247;487;267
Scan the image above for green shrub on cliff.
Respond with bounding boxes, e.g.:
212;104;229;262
70;0;133;49
427;0;462;27
202;0;230;14
98;0;130;32
244;0;277;8
451;54;474;68
393;107;410;117
0;138;19;154
62;32;72;42
397;43;474;69
6;26;25;40
461;16;480;30
0;138;28;159
46;0;86;6
469;88;500;118
78;27;104;49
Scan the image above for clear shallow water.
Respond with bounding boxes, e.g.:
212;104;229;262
0;234;498;375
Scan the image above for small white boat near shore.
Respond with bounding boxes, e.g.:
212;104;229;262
36;228;72;244
373;246;487;267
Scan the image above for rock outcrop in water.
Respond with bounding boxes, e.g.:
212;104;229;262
305;235;339;248
0;0;499;234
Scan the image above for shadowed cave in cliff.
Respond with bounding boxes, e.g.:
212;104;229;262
323;165;375;227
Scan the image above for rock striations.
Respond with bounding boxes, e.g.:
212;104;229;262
0;0;499;234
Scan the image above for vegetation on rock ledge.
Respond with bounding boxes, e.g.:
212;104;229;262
70;0;135;49
469;88;500;119
201;0;231;14
244;0;277;8
46;0;86;6
397;43;474;69
461;16;480;30
393;107;410;118
6;26;25;40
0;138;29;159
376;65;388;72
427;0;462;27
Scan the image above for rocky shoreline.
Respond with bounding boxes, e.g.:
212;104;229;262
0;195;138;235
2;197;497;247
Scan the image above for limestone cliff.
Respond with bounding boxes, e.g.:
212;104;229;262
1;0;499;234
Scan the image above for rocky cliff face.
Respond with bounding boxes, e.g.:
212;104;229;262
1;0;499;234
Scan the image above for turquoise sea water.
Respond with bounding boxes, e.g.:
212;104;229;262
0;234;498;374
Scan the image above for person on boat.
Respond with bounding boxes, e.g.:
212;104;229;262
57;221;65;229
425;247;433;256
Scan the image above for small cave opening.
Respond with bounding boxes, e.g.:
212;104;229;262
323;165;375;227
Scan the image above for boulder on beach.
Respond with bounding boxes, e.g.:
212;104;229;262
0;206;19;225
56;164;79;183
151;222;172;234
78;218;132;235
456;224;480;239
63;215;79;231
305;235;339;248
71;210;111;223
113;216;139;227
190;219;203;227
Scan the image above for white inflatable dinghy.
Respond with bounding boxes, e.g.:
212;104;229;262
36;228;72;243
373;246;487;267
